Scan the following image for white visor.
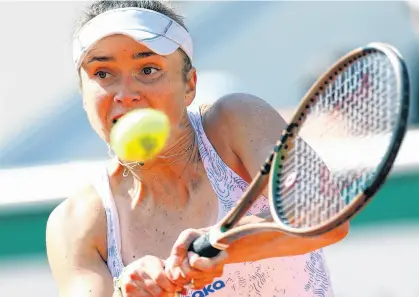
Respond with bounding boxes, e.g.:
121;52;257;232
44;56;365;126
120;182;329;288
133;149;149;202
72;7;193;69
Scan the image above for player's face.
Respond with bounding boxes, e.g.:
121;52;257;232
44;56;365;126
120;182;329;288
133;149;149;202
79;34;196;143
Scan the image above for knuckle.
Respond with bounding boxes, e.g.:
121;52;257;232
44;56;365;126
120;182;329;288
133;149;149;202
183;228;196;235
121;282;135;296
143;282;158;292
142;280;154;290
122;271;136;283
180;262;192;274
154;272;167;285
178;229;196;241
131;269;147;281
174;243;186;253
144;279;163;295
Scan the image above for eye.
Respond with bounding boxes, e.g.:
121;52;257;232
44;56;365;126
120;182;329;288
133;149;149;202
141;67;159;75
94;71;111;79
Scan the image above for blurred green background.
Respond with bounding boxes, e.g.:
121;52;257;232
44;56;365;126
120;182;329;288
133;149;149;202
0;1;418;297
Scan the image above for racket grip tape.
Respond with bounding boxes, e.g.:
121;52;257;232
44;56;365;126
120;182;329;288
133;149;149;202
188;232;222;258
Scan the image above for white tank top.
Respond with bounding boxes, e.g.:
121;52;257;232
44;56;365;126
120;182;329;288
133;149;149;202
93;105;334;297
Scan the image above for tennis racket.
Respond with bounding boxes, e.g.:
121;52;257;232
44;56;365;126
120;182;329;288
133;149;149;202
188;42;410;257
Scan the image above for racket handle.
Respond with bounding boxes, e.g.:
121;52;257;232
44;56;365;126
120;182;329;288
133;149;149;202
188;232;222;258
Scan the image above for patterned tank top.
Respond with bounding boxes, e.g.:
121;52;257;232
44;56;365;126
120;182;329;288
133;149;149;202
93;104;334;297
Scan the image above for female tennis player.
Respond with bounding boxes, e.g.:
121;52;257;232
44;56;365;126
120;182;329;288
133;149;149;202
46;1;348;297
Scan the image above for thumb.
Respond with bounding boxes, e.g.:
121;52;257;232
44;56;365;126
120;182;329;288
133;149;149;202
189;250;228;271
169;228;202;263
166;229;202;280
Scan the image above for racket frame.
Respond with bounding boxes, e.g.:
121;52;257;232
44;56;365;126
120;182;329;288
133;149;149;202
268;42;410;237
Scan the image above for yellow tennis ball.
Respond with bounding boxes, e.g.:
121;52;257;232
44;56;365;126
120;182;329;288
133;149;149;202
110;108;170;162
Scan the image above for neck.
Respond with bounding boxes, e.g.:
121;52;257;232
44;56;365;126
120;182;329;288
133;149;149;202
118;109;201;207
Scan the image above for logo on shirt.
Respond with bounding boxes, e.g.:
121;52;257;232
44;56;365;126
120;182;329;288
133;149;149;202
185;280;226;297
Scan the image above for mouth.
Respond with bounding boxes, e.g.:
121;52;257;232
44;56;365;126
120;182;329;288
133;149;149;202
112;114;124;125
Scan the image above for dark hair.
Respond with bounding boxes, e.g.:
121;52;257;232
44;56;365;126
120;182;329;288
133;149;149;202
75;0;193;80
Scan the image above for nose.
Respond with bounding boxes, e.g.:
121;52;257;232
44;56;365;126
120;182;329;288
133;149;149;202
114;80;141;106
114;91;140;106
115;96;140;107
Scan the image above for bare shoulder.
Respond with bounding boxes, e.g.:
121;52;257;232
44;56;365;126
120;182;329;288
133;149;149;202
201;93;287;151
199;93;288;178
47;184;106;238
46;183;107;264
201;93;287;132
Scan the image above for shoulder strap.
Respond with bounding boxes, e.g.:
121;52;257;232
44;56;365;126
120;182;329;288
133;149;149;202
92;167;124;278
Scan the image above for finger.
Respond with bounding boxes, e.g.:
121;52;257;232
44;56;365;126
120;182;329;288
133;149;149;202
135;258;178;295
188;250;228;272
164;261;184;282
167;275;190;288
123;281;153;297
141;281;178;297
123;272;159;297
141;278;164;297
145;279;180;297
170;229;202;263
152;270;179;293
178;256;204;280
121;270;148;296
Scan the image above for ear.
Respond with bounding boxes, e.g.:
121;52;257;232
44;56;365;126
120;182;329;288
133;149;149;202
184;67;197;107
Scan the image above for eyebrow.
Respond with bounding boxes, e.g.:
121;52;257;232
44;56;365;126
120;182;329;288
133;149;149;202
86;51;164;64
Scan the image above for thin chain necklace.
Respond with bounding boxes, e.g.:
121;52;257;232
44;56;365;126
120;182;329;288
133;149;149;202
108;133;198;177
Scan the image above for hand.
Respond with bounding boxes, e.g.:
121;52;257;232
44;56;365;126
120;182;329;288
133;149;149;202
165;228;228;290
117;255;184;297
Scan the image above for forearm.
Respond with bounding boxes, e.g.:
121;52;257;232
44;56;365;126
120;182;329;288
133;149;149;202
224;213;349;264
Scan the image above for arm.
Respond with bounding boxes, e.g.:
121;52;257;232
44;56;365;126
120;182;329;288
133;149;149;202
46;187;118;297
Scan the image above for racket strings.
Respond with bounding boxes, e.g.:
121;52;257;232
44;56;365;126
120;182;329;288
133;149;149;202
275;52;400;228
